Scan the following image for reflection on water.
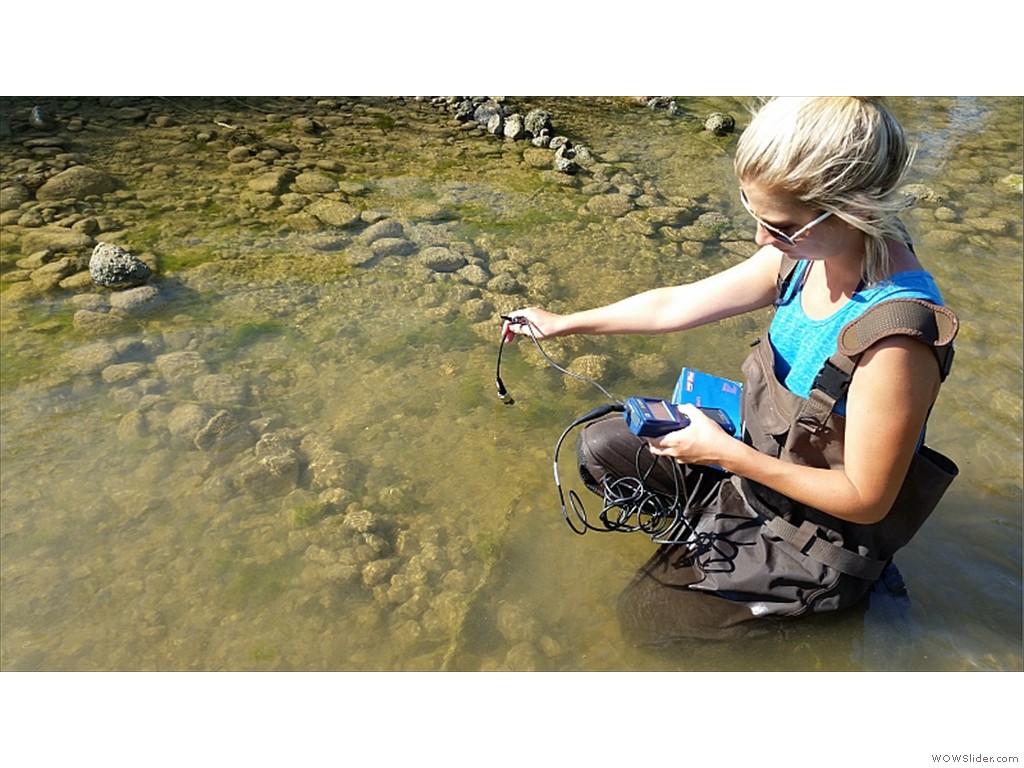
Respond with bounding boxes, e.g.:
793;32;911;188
1;96;1021;671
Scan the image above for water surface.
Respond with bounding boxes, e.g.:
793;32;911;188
1;96;1020;671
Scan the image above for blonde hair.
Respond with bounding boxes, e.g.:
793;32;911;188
734;97;915;284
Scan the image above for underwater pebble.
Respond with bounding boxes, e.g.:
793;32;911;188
496;601;539;644
193;373;250;406
117;411;148;441
155;350;210;386
358;218;405;244
504;641;541;671
305;199;361;228
167;403;212;440
362;558;394;588
344;508;376;533
109;284;161;315
305;545;336;564
66;341;119;374
585;192;634;218
293;171;338;194
386;574;415;604
101;362;148;383
370;237;416;257
194;409;252;453
564;354;611;392
36;165;115;201
419;246;467;273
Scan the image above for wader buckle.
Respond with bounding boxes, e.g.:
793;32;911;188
812;360;851;401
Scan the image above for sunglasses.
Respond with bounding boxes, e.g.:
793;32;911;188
739;190;832;246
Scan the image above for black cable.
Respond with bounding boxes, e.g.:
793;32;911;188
495;330;514;405
557;431;698;543
496;315;622;407
552;404;624;534
495;313;725;551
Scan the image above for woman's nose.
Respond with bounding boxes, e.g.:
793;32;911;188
754;222;775;247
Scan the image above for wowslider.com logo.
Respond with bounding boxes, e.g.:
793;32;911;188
931;756;1019;764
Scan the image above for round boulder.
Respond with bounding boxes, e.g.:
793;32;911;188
306;199;361;228
503;114;526;141
524;108;552;137
473;101;504;127
419;246;467;273
293;172;339;194
358;218;405;244
704;113;736;136
29;106;57;130
89;242;152;289
109;284;161;315
36;166;116;201
0;183;31;212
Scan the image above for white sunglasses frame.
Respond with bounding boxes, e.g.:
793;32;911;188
740;190;833;246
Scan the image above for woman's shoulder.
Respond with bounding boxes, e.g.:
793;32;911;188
868;270;942;304
887;238;921;272
869;243;943;304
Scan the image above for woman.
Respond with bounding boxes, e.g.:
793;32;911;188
503;97;959;642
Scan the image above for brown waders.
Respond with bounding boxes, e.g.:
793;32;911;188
579;266;960;645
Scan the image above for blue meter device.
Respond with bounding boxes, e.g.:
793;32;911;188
623;397;736;437
623;397;689;437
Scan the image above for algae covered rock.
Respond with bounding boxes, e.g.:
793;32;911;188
36;165;116;201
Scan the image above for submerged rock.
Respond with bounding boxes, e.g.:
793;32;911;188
109;284;161;315
419;246;467;273
293;171;338;194
370;237;416;257
154;350;210;386
358;218;405;244
19;226;94;255
29;256;79;291
167;403;213;441
66;341;119;374
305;199;361;228
0;183;31;211
234;431;301;497
36;165;116;201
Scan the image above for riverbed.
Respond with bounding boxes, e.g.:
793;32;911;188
1;96;1021;672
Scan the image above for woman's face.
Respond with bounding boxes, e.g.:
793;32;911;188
740;182;861;261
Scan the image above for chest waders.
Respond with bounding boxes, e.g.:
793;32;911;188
588;258;961;643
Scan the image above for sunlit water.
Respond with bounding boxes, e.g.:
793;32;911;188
1;96;1020;671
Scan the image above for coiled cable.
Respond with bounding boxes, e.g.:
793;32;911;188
498;314;725;552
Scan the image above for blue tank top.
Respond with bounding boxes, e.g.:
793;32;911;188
769;261;943;415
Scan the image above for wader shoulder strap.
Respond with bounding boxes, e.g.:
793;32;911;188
775;256;801;302
798;299;960;430
837;298;959;381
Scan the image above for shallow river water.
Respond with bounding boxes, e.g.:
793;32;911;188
1;96;1021;672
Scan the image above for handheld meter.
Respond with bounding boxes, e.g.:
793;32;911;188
623;397;689;437
623;397;736;437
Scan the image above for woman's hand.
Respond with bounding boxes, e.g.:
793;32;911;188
501;308;565;343
646;404;737;467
